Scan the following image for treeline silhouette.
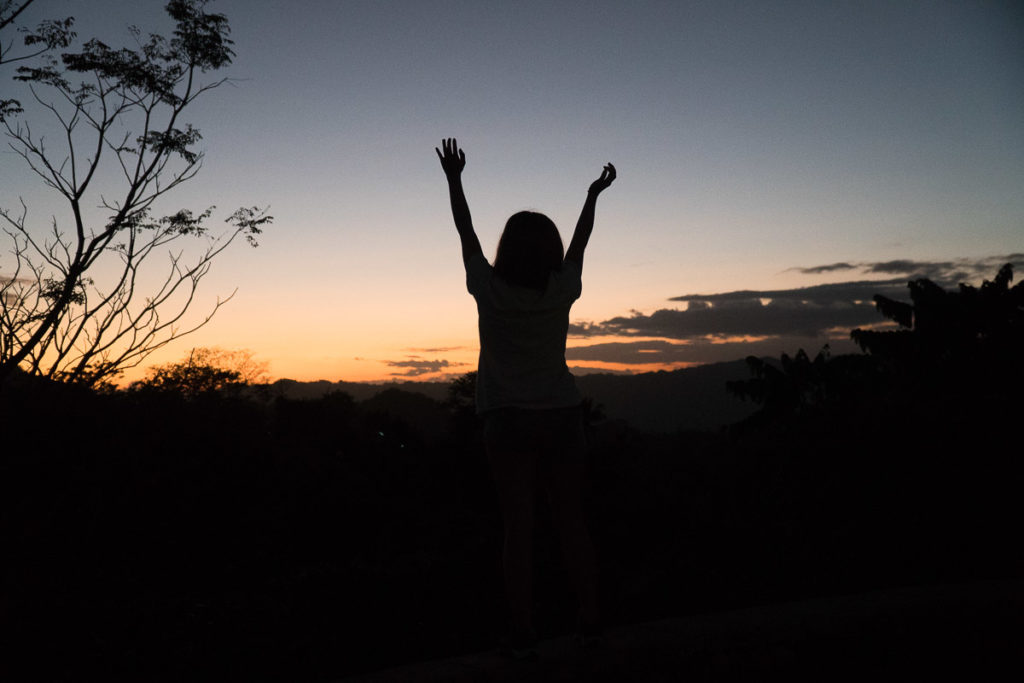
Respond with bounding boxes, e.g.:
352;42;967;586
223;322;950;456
2;267;1021;680
728;262;1023;426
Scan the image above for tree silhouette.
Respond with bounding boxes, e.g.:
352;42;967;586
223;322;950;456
0;1;74;67
446;370;479;442
446;370;477;414
851;262;1024;393
130;346;268;399
0;0;271;389
729;264;1023;421
727;347;832;417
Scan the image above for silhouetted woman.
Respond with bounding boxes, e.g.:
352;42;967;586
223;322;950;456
436;138;615;656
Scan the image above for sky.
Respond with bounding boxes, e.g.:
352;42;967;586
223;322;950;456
2;0;1022;383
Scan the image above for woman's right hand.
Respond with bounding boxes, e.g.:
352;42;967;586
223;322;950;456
436;137;466;178
588;163;616;195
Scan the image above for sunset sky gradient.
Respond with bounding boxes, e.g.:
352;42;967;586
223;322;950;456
2;0;1022;382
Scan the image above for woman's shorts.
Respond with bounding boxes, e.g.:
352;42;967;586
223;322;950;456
483;404;587;463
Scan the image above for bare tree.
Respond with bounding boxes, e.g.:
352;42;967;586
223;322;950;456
0;0;271;388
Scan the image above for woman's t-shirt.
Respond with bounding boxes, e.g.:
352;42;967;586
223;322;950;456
466;253;583;413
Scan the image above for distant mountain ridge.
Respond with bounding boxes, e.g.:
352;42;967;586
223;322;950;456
270;377;452;403
576;358;759;432
270;358;759;433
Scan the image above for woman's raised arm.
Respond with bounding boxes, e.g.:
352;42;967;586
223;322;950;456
436;137;483;265
565;163;616;269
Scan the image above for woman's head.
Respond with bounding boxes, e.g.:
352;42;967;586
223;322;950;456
493;211;563;291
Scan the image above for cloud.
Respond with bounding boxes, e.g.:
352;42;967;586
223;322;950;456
792;262;858;274
790;254;1023;282
588;281;900;340
568;365;636;376
668;279;909;305
403;346;465;353
571;255;1024;345
567;339;694;364
384;357;465;377
0;275;35;305
568;321;603;336
0;274;34;288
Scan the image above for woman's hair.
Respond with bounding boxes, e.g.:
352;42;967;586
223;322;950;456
493;211;564;291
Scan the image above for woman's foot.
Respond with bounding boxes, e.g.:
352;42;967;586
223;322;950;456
574;619;606;650
500;626;539;660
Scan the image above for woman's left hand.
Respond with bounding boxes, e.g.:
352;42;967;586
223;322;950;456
588;163;616;195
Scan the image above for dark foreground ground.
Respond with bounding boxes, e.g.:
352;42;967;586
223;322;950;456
342;579;1023;682
3;366;1022;681
5;265;1023;679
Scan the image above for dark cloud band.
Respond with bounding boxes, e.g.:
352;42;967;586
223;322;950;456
384;357;464;377
575;255;1021;344
789;254;1023;282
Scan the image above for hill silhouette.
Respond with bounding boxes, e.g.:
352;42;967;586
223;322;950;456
269;377;452;403
575;359;758;432
268;358;759;434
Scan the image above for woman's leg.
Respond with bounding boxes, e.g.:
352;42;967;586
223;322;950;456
548;456;600;629
485;412;539;637
545;409;600;630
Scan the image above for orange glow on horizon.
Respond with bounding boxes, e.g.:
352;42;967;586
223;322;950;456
570;360;699;375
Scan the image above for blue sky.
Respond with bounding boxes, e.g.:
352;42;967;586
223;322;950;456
2;0;1022;381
